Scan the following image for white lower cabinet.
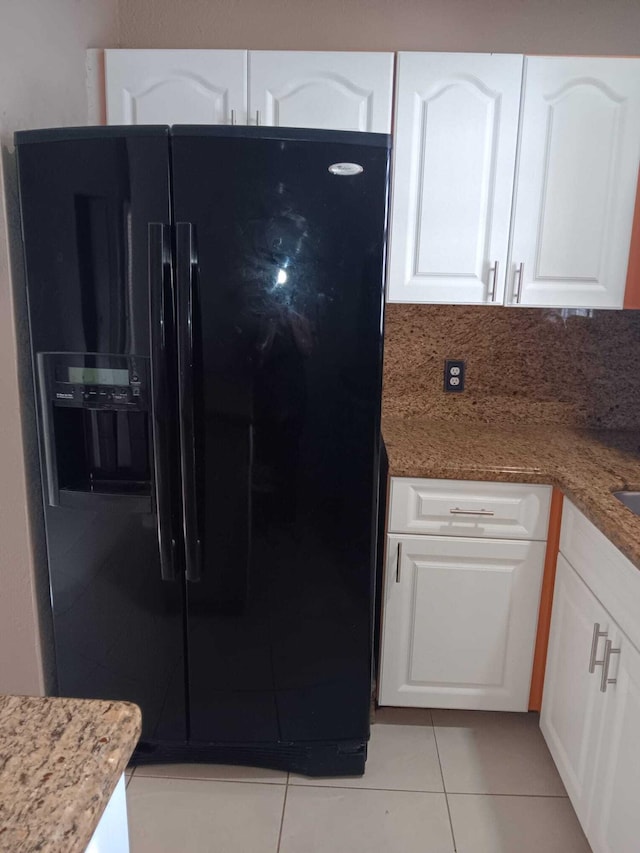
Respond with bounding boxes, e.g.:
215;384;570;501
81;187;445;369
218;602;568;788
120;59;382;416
379;534;545;710
590;631;640;853
540;500;640;853
379;479;550;711
539;555;610;819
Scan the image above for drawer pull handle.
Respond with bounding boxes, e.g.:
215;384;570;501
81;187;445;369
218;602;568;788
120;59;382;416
396;542;402;584
449;508;495;517
513;262;524;304
589;622;608;673
488;260;498;302
600;638;621;693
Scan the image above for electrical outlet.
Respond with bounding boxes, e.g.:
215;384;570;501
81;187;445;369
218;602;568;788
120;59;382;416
444;359;465;392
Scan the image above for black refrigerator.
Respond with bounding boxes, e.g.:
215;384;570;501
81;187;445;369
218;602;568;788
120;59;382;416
16;125;390;776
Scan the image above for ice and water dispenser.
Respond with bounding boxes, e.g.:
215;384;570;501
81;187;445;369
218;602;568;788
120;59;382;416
37;353;152;510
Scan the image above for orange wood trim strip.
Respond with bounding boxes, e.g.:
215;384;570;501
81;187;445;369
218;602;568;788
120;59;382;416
624;166;640;309
529;488;564;711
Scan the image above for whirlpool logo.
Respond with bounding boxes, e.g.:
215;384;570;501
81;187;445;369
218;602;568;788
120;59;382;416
328;163;364;176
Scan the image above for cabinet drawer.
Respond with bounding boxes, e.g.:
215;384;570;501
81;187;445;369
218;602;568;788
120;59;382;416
389;478;551;540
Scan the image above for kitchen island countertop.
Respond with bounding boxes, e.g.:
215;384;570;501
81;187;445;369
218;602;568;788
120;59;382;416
0;694;140;853
383;416;640;569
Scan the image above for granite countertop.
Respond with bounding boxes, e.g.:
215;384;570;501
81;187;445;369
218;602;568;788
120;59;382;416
0;695;141;853
382;416;640;569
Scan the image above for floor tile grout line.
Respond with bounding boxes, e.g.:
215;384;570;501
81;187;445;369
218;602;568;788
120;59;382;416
287;784;449;793
129;772;568;798
276;780;289;853
445;791;570;799
432;718;457;852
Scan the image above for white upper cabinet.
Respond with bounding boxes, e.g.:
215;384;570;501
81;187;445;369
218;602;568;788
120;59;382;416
104;49;393;133
387;53;523;304
105;50;247;125
508;57;640;308
248;51;394;133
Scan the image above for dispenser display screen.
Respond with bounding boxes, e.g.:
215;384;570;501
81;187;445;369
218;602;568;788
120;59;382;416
67;367;130;386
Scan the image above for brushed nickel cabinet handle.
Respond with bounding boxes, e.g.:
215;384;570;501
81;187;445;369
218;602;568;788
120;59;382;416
488;260;498;303
589;622;608;673
600;638;621;693
449;508;495;517
230;109;236;125
513;262;524;304
396;542;402;583
256;110;260;126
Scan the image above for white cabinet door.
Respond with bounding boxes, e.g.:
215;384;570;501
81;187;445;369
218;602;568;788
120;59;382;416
588;630;640;853
540;555;610;828
508;56;640;308
378;534;545;710
105;50;247;125
386;53;523;304
248;51;394;133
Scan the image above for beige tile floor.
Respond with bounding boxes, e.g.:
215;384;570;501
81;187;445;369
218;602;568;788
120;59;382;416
125;709;592;853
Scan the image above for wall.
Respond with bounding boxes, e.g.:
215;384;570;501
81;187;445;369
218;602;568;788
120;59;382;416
0;0;119;695
383;305;640;427
118;0;640;55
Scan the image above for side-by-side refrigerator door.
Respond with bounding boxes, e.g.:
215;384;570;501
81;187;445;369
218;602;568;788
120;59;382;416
171;127;389;753
16;127;187;745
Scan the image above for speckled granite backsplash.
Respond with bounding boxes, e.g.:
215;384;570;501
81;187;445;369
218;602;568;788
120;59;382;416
383;304;640;427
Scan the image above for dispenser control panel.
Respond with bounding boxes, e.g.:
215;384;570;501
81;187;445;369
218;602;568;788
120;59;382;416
40;353;149;411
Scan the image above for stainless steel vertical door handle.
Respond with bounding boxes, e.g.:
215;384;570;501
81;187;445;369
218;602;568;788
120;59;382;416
256;110;261;126
395;542;402;583
589;623;608;673
230;109;236;125
513;262;524;304
600;638;621;693
488;260;498;303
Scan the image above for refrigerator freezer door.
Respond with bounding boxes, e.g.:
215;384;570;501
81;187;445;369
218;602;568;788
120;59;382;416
17;127;187;744
171;128;389;760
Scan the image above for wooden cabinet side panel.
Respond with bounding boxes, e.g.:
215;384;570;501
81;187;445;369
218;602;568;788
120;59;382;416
624;166;640;308
529;488;564;710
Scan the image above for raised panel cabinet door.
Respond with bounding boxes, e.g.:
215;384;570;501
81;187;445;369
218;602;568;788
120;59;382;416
508;56;640;308
386;52;523;304
378;534;545;711
105;49;247;125
588;629;640;853
540;555;609;830
247;51;394;133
